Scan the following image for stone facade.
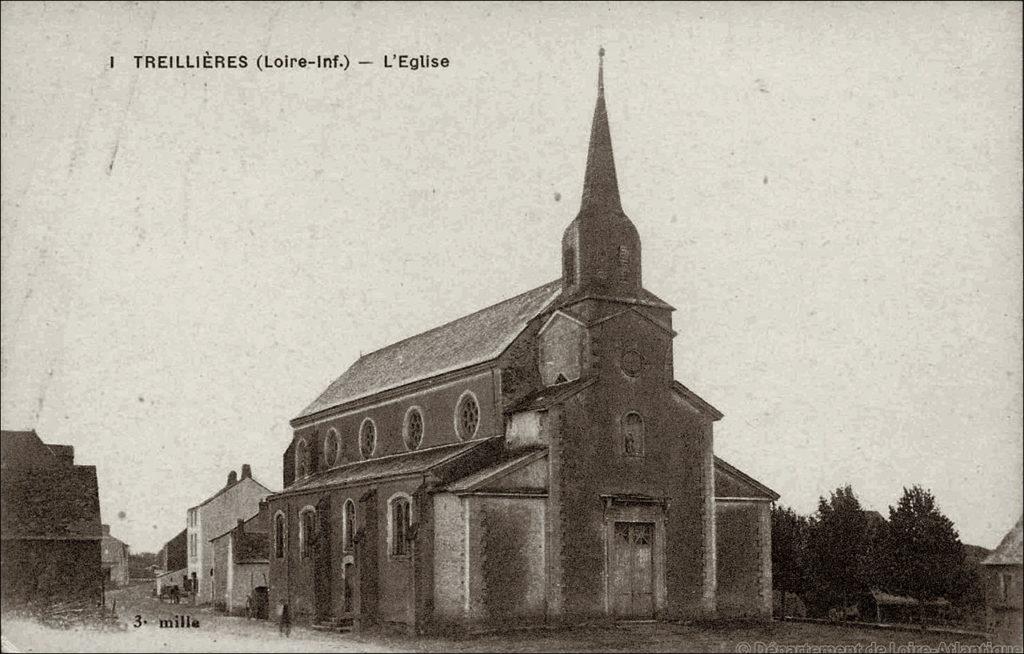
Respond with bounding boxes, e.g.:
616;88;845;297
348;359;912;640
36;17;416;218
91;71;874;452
100;524;131;587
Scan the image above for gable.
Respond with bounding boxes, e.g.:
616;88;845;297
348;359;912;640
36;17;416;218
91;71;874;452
714;456;779;501
295;280;562;421
538;311;586;386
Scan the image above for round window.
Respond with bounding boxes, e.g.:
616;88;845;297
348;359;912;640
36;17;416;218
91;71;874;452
621;348;644;377
359;420;376;458
456;393;480;440
404;408;424;451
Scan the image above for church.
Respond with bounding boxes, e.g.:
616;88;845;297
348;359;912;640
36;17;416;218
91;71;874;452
265;52;778;633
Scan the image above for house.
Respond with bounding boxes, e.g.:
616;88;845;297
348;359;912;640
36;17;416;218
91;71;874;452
981;516;1022;646
155;528;188;596
209;506;271;616
265;51;778;633
186;464;273;604
0;429;103;605
100;524;130;587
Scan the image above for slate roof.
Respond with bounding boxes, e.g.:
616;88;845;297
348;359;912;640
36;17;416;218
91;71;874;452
282;439;491;495
507;377;596;413
295;280;563;420
982;516;1023;566
188;475;273;511
1;465;102;540
444;447;547;494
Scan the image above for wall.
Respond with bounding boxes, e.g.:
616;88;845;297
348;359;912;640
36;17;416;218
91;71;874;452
547;301;716;622
267;476;421;629
984;564;1023;647
715;500;772;618
431;493;464;622
287;370;499;485
211;535;229;610
476;496;546;625
0;539;103;605
538;313;585;385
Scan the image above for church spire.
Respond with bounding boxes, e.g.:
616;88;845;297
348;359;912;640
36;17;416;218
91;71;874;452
580;47;622;214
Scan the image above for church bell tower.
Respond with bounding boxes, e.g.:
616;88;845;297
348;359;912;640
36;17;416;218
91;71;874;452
561;48;643;299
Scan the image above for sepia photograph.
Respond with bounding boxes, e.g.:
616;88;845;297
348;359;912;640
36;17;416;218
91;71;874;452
1;2;1021;652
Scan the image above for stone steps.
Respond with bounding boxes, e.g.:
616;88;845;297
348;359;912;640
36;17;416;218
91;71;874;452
311;616;354;634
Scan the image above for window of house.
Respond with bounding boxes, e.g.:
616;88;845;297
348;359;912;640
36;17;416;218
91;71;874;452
618;245;630;281
455;392;480;440
343;499;356;552
323;430;339;469
623;412;645;456
295;439;309;478
404;407;424;451
299;508;316;560
389;495;413;557
359;419;376;459
274;512;286;558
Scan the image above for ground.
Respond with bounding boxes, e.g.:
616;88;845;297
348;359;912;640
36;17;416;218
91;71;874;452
0;584;997;653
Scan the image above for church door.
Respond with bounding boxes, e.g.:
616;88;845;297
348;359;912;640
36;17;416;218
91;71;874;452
610;521;654;618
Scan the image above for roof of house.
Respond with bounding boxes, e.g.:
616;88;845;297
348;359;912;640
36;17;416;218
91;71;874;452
281;439;492;495
0;465;102;540
188;475;274;511
982;516;1023;566
295;280;563;421
1;429;74;468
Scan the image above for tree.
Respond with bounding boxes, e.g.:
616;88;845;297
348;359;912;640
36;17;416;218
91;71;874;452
880;485;967;611
771;504;810;617
805;485;873;617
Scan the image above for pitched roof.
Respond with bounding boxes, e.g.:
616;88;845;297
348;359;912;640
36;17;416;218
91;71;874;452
444;447;547;494
295;280;562;421
982;516;1023;566
279;439;492;495
714;456;780;501
188;475;273;511
1;464;102;540
507;377;596;414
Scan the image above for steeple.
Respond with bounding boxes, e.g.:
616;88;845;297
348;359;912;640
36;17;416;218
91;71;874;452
580;46;622;214
561;48;642;297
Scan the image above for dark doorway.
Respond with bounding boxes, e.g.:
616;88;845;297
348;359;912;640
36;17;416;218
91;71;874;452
313;496;333;622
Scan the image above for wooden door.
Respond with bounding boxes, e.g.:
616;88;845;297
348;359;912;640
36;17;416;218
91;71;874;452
610;521;654;618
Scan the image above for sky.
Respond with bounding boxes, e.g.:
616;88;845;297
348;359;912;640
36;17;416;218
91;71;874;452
1;1;1021;554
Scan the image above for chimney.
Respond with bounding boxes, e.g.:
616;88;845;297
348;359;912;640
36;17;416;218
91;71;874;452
236;517;245;535
227;470;238;486
101;524;111;536
241;464;252;480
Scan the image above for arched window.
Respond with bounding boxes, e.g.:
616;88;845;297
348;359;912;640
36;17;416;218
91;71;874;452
404;407;424;451
274;512;286;559
455;391;480;441
389;494;413;557
295;439;309;478
298;507;316;560
359;419;376;459
323;430;339;469
343;499;356;552
563;246;576;286
623;412;645;456
618;245;631;281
